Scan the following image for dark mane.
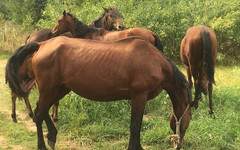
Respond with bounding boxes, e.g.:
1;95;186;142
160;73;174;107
169;60;192;104
66;13;103;38
90;11;106;27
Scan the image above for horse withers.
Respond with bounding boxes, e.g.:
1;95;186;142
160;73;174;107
6;36;191;149
180;25;217;114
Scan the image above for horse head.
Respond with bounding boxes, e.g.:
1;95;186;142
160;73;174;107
102;7;125;31
51;10;74;36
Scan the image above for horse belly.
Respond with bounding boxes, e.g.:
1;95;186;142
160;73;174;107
68;82;130;101
63;73;130;101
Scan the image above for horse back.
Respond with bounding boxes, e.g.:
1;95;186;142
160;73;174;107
26;29;53;44
180;26;203;66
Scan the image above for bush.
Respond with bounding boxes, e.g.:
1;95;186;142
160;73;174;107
1;0;240;61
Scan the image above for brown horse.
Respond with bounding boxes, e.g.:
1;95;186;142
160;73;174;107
6;36;191;150
51;11;163;53
180;25;217;114
89;7;125;31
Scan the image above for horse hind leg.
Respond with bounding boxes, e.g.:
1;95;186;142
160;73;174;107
11;91;18;123
185;65;193;90
208;83;214;114
23;95;35;121
128;92;147;150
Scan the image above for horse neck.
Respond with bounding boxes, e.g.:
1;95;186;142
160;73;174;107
163;66;190;117
102;15;112;31
91;14;105;28
74;19;92;38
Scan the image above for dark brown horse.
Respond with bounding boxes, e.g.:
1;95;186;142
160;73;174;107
51;11;163;53
180;25;217;114
89;7;125;31
6;36;191;150
25;28;72;44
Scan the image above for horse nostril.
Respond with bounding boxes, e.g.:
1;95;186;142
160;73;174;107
118;25;125;30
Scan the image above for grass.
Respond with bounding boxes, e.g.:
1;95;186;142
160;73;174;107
55;85;239;150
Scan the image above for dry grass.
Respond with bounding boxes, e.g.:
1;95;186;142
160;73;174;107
0;21;30;53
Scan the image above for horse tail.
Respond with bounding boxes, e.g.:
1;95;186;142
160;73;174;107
5;42;40;97
25;35;30;44
201;28;215;84
153;34;164;53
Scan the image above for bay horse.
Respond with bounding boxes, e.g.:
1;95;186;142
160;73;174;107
51;10;163;53
180;25;217;114
89;7;125;31
6;36;191;150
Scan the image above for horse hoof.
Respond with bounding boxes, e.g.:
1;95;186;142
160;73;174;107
48;140;55;150
12;118;18;123
209;110;214;115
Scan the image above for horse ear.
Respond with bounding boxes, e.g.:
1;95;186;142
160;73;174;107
67;9;71;13
63;10;66;16
102;7;109;13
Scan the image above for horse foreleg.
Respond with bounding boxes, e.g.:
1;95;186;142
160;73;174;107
128;93;147;150
34;102;48;150
45;112;57;149
23;95;34;121
208;83;214;114
11;91;18;123
51;102;59;126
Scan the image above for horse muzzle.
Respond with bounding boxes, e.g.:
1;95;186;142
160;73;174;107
117;25;125;31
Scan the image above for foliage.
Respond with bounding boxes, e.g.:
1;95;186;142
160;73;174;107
3;0;47;30
36;0;240;61
0;0;239;61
